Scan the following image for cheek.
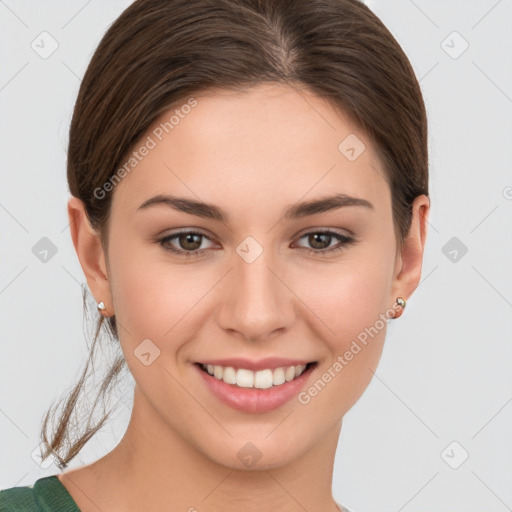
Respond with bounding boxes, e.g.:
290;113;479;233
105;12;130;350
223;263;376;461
294;299;388;423
108;243;215;361
299;254;393;346
292;250;394;408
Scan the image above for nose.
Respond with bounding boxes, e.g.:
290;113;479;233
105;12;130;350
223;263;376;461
215;244;296;343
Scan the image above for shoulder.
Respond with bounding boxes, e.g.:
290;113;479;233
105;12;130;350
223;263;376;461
0;475;80;512
0;481;38;511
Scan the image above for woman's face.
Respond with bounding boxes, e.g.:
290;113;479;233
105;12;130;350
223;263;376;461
86;83;427;469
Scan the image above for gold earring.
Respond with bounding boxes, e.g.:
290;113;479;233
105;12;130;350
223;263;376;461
394;297;406;319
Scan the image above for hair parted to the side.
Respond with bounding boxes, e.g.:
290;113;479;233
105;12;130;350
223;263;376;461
40;0;429;468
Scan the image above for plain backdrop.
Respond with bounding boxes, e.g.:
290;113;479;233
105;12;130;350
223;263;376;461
1;1;511;511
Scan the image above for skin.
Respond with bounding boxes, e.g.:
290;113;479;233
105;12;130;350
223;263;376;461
60;83;429;512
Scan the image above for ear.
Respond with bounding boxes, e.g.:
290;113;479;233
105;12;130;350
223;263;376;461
67;196;113;315
390;194;430;317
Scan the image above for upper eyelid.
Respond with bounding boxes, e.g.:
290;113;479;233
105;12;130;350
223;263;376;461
160;229;216;243
159;230;218;251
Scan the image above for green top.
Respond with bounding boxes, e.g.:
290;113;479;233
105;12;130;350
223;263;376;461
0;475;353;512
0;475;80;511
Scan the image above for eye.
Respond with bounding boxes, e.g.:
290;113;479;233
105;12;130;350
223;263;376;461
159;230;216;258
293;230;356;256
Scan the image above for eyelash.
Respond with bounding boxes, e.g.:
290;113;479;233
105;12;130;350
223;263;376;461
158;229;356;259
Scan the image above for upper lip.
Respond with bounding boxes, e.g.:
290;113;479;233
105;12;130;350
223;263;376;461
196;357;316;372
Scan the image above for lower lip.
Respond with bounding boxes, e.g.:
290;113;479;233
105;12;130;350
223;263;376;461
194;363;317;413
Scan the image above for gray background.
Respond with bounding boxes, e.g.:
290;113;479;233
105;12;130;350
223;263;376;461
1;1;511;511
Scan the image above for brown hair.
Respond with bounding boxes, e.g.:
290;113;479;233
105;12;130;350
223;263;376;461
40;0;428;468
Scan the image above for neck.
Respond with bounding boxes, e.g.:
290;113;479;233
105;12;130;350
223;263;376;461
64;385;343;512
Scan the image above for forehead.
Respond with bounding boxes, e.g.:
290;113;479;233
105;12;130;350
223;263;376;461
111;84;390;219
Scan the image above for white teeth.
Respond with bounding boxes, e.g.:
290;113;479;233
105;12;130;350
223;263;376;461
213;365;223;380
202;363;309;389
254;369;273;389
272;367;285;386
236;368;254;388
222;366;237;384
285;366;296;382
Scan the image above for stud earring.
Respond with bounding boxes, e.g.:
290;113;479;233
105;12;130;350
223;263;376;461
393;297;406;319
97;301;106;311
396;297;406;309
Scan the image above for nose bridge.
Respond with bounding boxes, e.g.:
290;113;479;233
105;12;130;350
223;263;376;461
217;236;293;341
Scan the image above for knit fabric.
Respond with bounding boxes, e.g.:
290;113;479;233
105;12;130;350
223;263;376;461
1;475;355;512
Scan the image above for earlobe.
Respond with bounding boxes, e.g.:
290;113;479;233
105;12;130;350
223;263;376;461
67;196;113;314
392;296;407;319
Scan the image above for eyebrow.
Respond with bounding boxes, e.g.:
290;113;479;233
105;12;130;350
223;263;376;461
137;193;374;223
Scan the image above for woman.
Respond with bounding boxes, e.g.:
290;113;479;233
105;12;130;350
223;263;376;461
0;0;429;510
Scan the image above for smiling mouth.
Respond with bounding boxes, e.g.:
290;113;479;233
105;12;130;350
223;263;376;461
195;361;317;389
